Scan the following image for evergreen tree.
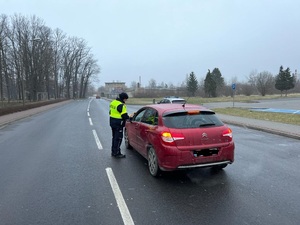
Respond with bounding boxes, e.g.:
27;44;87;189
275;66;295;96
204;70;217;97
186;72;198;96
211;68;225;96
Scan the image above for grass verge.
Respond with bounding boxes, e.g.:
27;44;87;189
213;107;300;125
126;94;300;105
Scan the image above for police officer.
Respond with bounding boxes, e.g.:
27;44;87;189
109;92;130;158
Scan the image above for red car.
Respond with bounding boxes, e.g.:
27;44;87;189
124;103;234;176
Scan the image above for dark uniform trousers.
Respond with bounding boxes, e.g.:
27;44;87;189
111;126;124;155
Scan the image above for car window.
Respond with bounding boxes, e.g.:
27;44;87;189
162;111;223;128
134;109;146;122
141;108;158;125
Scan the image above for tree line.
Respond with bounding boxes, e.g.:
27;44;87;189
131;66;299;98
0;14;100;103
198;66;297;97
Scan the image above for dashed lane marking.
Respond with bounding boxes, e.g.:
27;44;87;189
106;167;135;225
92;129;103;150
89;118;93;126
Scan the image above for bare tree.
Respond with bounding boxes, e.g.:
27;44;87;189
61;37;80;98
249;71;274;96
0;14;9;102
52;28;66;98
0;13;101;103
148;79;157;89
79;55;100;98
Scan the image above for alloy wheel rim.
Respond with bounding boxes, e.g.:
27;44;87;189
148;149;156;174
124;131;128;146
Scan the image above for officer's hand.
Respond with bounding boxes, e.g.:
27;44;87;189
129;113;135;117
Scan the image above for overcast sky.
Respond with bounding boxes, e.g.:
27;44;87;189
1;0;300;87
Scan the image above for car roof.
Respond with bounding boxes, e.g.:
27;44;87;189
162;96;185;101
144;103;213;114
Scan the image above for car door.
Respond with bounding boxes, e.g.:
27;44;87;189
128;108;146;150
136;108;158;158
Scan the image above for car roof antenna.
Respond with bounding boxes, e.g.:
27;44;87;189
182;96;190;109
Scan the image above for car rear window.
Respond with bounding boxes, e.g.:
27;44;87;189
162;111;224;128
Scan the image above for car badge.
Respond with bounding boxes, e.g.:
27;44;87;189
202;133;208;138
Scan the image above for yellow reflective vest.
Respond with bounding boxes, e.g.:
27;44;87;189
109;100;127;119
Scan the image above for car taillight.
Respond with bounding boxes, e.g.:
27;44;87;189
222;128;233;141
161;132;184;145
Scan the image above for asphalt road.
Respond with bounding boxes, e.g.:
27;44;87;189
0;98;300;225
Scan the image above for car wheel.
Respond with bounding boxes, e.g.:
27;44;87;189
124;129;133;149
148;147;160;177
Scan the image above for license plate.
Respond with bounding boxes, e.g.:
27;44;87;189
193;148;219;157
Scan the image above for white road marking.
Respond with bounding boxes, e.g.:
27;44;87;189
87;112;90;117
87;99;92;112
89;118;93;126
92;129;103;150
106;167;135;225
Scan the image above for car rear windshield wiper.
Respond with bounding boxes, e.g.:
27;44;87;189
199;123;215;127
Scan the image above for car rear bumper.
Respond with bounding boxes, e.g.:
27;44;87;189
177;160;232;169
158;142;234;171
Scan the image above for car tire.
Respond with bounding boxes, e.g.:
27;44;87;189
124;129;133;149
148;147;160;177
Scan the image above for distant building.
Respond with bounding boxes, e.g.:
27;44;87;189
104;81;126;99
